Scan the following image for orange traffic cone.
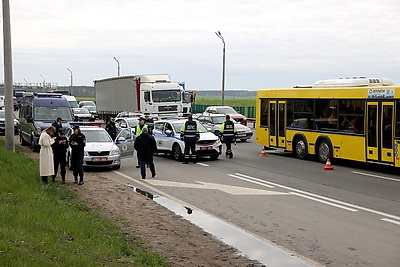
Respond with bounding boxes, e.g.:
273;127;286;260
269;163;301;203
324;158;334;170
259;148;268;157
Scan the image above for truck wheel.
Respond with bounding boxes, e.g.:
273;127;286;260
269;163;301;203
294;137;307;159
317;139;333;163
20;132;29;146
173;144;183;161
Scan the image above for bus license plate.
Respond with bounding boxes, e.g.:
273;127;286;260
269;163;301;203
200;146;212;150
92;157;108;162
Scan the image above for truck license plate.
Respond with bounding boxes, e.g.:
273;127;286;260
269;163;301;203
92;157;108;162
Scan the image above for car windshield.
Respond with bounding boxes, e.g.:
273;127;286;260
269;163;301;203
34;106;73;121
69;101;78;108
74;109;89;114
152;90;181;102
126;118;139;128
172;121;208;133
80;101;95;106
0;111;4;119
210;116;226;124
216;107;238;114
83;106;96;111
81;129;112;142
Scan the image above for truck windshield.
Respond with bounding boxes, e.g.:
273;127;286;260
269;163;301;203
152;90;181;103
34;106;73;121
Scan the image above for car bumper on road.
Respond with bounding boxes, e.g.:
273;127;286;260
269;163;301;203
83;154;121;168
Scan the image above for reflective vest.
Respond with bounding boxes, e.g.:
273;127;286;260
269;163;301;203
180;120;199;142
220;120;236;137
135;123;148;135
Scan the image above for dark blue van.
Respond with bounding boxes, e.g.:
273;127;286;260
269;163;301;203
19;93;74;151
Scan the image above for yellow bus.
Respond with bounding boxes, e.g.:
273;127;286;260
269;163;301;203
256;81;400;167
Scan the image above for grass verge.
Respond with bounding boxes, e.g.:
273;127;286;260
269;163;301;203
0;139;170;266
195;96;255;107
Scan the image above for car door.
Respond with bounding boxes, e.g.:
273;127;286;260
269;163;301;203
153;122;166;150
163;122;176;151
115;128;135;158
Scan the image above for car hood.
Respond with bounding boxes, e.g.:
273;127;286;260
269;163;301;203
85;142;116;152
199;131;219;141
227;113;245;119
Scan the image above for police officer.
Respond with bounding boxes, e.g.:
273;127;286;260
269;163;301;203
180;115;200;164
52;129;69;184
135;117;148;168
219;114;237;158
105;117;117;140
144;113;154;135
51;117;63;136
69;125;86;185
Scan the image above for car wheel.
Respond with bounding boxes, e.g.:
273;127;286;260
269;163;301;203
31;136;39;152
317;139;333;163
294;137;307;159
113;164;121;170
173;144;183;161
210;154;219;160
20;132;29;146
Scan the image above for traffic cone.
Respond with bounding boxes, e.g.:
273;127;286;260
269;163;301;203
324;158;334;170
259;148;268;157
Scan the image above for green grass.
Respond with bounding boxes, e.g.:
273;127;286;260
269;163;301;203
195;96;255;107
0;139;170;267
76;97;96;102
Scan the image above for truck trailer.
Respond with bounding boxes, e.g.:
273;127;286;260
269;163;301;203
94;74;190;119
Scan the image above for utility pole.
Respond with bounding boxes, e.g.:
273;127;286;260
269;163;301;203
2;0;14;151
215;31;225;106
67;68;73;86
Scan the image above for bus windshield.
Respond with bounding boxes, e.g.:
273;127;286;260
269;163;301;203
152;90;181;103
34;106;73;121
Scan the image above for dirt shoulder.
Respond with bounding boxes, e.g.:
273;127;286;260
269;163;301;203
15;139;260;267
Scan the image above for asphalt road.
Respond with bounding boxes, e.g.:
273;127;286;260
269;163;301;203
92;135;400;266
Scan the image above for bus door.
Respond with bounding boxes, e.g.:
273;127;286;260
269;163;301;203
366;102;394;163
269;101;286;148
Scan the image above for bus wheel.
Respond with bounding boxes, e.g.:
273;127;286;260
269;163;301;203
317;140;332;163
294;138;307;159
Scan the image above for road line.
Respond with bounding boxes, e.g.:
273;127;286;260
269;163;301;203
352;171;400;182
381;218;400;226
228;174;275;188
290;192;358;212
232;172;400;221
233;173;275;188
196;163;209;167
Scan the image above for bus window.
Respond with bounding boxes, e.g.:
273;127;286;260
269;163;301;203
396;101;400;138
315;100;338;131
286;100;294;127
291;99;314;130
382;105;393;149
367;105;377;147
260;99;268;127
339;100;364;134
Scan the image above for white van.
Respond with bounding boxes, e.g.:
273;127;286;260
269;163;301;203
62;95;78;108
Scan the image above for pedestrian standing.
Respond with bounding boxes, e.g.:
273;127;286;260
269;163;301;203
105;118;117;140
135;117;148;168
39;126;56;184
219;115;237;158
134;127;157;179
69;125;86;185
180;115;200;164
51;117;63;136
51;129;68;184
144;112;154;134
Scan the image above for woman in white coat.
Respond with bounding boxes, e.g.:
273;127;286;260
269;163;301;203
39;126;56;184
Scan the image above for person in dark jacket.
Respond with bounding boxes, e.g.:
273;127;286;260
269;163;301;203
105;118;117;140
51;117;63;136
69;125;86;185
219;115;237;158
180;115;200;164
51;129;69;184
134;127;157;179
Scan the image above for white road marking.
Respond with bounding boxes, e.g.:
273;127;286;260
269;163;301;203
147;179;288;196
232;173;400;221
381;218;400;226
228;174;275;188
352;171;400;182
290;192;358;212
196;163;209;167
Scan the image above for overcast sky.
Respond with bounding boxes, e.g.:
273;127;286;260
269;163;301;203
2;0;400;89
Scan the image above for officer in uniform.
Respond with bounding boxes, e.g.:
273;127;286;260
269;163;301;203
135;117;148;168
52;129;69;184
144;113;154;134
105;117;117;140
180;115;200;164
219;115;237;158
69;125;86;185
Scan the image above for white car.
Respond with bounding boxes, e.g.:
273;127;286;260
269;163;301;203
65;123;135;170
153;119;222;161
72;107;94;121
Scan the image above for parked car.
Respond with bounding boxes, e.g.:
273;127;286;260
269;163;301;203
72;108;94;121
196;114;253;141
0;110;19;135
153;119;221;161
65;123;135;170
81;105;97;117
79;100;96;108
203;106;247;125
115;117;139;132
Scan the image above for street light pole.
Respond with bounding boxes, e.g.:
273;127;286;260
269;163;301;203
40;74;46;89
113;56;120;76
67;68;73;87
215;31;225;106
2;0;14;151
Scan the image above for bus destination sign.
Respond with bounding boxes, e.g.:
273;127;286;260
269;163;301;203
367;88;395;99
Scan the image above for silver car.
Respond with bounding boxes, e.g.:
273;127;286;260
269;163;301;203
65;124;135;170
